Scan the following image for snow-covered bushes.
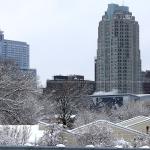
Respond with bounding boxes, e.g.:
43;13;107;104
76;124;115;147
38;123;65;146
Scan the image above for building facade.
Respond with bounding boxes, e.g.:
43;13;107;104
95;4;141;94
0;30;29;69
141;71;150;94
43;75;95;95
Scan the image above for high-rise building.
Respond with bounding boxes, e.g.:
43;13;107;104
0;30;29;69
95;4;141;94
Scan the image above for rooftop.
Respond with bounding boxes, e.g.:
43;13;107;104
107;3;129;19
116;116;150;127
69;119;146;136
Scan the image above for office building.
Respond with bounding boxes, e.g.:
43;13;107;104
43;75;95;95
0;30;29;69
95;4;141;94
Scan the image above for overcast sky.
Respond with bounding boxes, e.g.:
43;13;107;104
0;0;149;86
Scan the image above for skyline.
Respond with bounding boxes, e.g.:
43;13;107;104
0;0;150;86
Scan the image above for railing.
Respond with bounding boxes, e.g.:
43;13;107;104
0;146;147;150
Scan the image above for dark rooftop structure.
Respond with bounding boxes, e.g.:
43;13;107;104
53;75;84;81
142;71;150;94
43;75;95;95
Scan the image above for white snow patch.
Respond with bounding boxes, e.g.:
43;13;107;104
115;139;129;145
85;145;95;148
70;115;76;119
27;125;44;144
56;144;66;147
58;124;63;127
115;145;123;148
55;115;59;118
114;139;132;148
139;146;150;148
24;143;33;146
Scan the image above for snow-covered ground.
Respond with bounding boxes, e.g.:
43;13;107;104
85;145;95;148
27;125;44;144
56;144;66;147
0;125;44;145
139;146;150;148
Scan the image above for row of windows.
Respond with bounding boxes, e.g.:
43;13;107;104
115;21;130;25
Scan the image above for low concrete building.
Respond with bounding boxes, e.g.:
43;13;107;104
67;120;146;145
38;116;150;146
90;92;138;108
90;91;150;108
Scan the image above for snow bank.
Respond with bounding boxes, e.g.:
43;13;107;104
85;145;95;148
139;146;150;148
56;144;66;147
114;139;131;148
115;145;123;148
27;125;44;144
70;115;76;119
24;143;33;146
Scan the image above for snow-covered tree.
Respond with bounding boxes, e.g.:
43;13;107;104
38;123;64;146
76;124;115;147
54;96;76;128
0;125;31;145
109;102;150;122
42;81;94;128
0;61;41;124
74;109;109;128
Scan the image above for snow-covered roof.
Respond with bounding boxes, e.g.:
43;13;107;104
116;116;150;127
38;121;50;126
69;119;146;136
92;90;118;96
91;91;150;98
91;92;139;98
136;94;150;97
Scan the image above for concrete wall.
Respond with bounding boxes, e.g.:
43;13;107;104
128;120;150;134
